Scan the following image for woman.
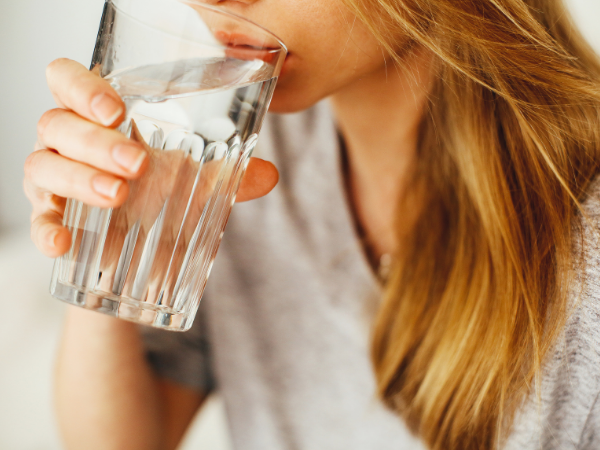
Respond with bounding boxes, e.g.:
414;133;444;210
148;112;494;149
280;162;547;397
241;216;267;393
24;0;600;449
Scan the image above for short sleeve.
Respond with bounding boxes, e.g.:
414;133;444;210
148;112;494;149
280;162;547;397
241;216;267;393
140;300;215;393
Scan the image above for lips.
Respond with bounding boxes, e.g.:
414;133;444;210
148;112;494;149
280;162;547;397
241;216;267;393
214;30;281;64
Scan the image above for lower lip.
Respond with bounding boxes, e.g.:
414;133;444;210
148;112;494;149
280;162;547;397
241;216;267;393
214;30;291;78
224;45;278;64
214;31;277;50
279;53;292;78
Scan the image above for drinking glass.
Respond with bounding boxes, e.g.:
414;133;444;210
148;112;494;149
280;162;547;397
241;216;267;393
50;0;286;331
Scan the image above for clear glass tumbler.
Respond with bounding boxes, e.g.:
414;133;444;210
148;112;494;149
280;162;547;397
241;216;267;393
50;0;286;331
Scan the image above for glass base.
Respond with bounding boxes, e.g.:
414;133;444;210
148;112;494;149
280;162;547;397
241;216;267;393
51;280;192;332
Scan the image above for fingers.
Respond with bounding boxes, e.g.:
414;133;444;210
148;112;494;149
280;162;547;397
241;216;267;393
236;158;279;202
46;58;124;127
24;149;129;209
37;109;147;179
30;210;72;258
31;58;129;258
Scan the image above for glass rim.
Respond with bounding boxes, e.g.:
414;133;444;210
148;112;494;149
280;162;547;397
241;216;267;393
108;0;287;54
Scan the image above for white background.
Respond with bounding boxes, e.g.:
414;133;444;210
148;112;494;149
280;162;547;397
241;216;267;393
0;0;598;449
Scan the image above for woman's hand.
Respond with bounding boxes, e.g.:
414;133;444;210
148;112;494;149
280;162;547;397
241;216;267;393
24;58;279;259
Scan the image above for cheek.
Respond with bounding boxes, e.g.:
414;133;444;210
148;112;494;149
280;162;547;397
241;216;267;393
269;41;386;113
263;4;386;112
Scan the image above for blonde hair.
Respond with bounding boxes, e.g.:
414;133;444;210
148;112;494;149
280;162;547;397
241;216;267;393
340;0;600;448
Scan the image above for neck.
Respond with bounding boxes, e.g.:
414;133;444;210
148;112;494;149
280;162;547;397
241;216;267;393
329;49;432;260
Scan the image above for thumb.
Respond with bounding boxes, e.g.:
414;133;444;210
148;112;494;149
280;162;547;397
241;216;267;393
235;157;279;202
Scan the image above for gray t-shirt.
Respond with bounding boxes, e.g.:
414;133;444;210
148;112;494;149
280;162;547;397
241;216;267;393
142;101;600;450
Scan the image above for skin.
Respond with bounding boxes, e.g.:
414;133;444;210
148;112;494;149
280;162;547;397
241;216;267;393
24;0;432;448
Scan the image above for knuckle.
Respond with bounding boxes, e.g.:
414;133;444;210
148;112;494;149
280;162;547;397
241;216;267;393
48;194;66;213
46;58;70;80
61;165;79;189
37;108;63;142
68;69;107;98
24;151;42;180
23;178;36;203
82;126;106;151
30;213;44;243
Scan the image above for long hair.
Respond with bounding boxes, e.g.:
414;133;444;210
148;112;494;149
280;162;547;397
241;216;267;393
340;0;600;448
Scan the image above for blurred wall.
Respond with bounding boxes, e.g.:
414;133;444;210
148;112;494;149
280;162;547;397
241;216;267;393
569;0;600;50
1;0;600;232
0;0;105;232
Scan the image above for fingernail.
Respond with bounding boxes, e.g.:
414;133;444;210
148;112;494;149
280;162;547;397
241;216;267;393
48;229;60;248
91;93;123;127
92;175;123;199
112;144;147;173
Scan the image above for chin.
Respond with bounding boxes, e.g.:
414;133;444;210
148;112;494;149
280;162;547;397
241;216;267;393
266;60;330;114
267;85;325;114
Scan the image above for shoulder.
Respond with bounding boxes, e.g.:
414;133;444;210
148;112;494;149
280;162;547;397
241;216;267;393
564;176;600;379
504;179;600;449
579;176;600;236
574;177;600;313
562;177;600;389
578;177;600;247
